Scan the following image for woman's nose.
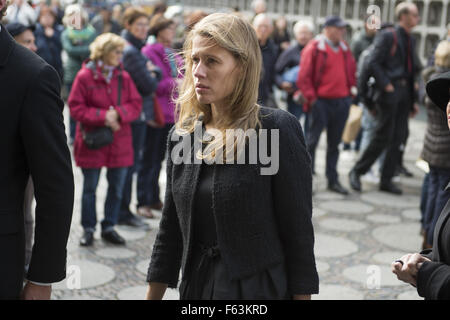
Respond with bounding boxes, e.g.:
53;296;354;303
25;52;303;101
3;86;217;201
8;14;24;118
193;62;206;78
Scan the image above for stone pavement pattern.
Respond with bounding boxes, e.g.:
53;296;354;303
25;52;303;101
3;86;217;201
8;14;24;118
50;108;427;300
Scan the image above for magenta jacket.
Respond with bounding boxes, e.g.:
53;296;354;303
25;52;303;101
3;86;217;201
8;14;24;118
141;42;183;124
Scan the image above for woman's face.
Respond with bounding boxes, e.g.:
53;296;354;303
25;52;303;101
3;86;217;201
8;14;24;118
157;23;176;47
191;35;241;109
129;16;149;41
40;12;55;28
104;46;124;67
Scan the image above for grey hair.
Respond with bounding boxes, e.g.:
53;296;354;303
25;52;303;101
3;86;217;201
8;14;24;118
293;20;314;35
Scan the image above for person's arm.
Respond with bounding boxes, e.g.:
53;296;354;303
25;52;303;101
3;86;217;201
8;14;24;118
297;43;317;106
114;74;142;124
368;31;393;91
274;48;291;88
20;64;74;286
271;111;319;298
68;72;108;126
417;261;450;299
146;282;168;300
146;127;183;299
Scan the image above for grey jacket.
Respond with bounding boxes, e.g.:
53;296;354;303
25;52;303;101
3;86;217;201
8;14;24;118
147;107;319;295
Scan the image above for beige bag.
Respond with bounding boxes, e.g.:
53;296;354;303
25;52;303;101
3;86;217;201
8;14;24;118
342;104;363;144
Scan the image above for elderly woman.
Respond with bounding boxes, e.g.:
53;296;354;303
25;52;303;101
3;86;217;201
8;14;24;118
139;14;183;218
68;33;142;247
392;66;450;299
145;13;318;300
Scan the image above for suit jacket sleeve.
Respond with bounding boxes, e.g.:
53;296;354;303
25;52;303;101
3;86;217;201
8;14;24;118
20;64;74;283
417;261;450;299
271;111;319;295
147;126;183;288
368;31;392;90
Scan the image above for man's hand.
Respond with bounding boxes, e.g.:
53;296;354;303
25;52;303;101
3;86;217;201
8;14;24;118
21;282;52;300
384;83;395;92
410;103;419;118
281;81;295;94
392;253;431;287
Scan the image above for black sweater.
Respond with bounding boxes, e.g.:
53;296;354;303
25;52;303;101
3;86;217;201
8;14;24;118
147;107;319;295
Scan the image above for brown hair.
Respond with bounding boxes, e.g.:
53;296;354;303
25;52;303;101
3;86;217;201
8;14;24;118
185;10;208;32
149;13;174;37
122;6;148;28
38;5;57;22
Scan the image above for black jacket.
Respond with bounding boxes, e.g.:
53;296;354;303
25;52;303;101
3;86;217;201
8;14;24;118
147;107;319;296
122;30;161;122
258;39;279;106
418;184;450;300
0;26;74;299
274;43;304;89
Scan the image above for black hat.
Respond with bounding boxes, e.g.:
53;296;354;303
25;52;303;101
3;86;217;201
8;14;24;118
324;15;348;28
5;22;35;37
426;70;450;112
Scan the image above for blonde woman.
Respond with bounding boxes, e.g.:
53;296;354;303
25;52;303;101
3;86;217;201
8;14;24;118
145;13;318;300
68;33;142;247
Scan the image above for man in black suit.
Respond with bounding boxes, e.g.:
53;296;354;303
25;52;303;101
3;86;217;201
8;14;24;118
0;1;74;299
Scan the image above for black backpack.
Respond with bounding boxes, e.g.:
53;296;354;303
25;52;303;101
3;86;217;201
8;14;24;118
357;28;398;110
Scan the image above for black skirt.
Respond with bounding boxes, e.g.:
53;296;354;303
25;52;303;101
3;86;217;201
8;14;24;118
179;244;290;300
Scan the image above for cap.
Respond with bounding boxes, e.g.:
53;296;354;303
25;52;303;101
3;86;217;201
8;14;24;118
426;70;450;112
5;22;35;37
324;15;348;28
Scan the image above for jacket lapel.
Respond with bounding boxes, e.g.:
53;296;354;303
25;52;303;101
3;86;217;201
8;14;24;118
0;25;15;68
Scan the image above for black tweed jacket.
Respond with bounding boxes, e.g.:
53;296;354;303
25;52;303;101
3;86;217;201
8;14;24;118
147;106;319;295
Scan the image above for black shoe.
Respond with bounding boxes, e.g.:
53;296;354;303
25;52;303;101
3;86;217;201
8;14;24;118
101;229;126;245
80;231;94;247
379;182;403;195
118;215;150;230
349;170;362;192
398;166;413;177
328;181;349;195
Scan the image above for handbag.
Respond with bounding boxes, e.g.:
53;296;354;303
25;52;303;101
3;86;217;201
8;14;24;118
81;72;122;149
341;104;363;144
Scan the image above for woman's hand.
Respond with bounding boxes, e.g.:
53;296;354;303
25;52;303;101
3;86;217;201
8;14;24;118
105;108;120;131
293;294;311;300
392;253;431;287
145;282;168;300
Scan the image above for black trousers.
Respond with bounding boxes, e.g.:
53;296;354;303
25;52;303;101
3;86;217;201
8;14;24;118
352;82;411;183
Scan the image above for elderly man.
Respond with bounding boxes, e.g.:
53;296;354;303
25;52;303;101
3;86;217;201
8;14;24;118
0;0;74;299
253;13;279;108
275;20;314;136
349;2;421;195
297;16;357;195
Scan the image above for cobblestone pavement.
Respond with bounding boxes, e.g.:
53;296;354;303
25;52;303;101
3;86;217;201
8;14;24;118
50;106;427;300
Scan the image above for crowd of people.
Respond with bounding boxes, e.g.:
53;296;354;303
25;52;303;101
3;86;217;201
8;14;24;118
1;0;450;300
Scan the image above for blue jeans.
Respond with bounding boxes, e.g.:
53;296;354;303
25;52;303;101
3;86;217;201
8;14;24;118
119;122;147;222
81;167;128;233
360;105;386;168
423;167;450;244
287;95;309;140
307;97;351;184
137;124;173;207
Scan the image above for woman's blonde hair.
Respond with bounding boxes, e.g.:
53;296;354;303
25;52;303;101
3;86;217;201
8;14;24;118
176;13;262;162
89;33;126;62
434;40;450;69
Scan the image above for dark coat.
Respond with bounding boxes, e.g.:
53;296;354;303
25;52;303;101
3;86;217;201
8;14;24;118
418;185;450;299
34;23;64;79
274;43;304;89
420;67;450;169
0;25;74;299
68;61;142;168
122;30;162;122
258;39;279;106
147;107;319;296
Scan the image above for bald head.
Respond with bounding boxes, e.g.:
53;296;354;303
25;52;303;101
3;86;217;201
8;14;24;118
395;2;419;31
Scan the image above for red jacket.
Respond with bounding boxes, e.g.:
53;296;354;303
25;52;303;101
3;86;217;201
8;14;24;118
68;60;142;168
297;35;356;112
